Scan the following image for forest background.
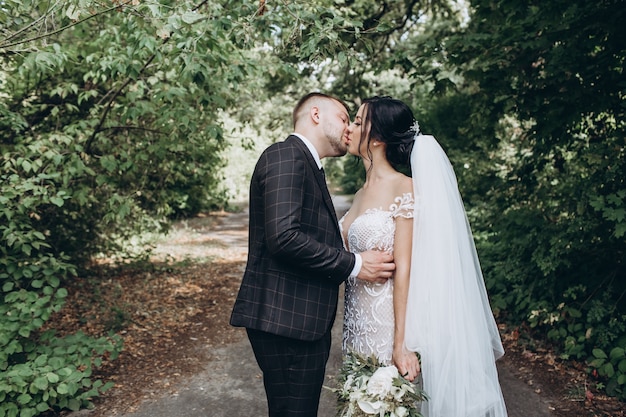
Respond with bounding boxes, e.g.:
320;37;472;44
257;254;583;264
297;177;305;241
1;0;624;416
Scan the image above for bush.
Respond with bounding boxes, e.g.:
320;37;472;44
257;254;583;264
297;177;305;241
1;152;122;416
588;343;626;401
0;330;121;416
0;250;122;416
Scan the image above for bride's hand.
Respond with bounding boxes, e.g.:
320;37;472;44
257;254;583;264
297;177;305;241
393;346;421;382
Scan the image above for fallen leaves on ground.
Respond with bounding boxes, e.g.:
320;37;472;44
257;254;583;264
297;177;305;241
44;211;248;416
500;325;625;417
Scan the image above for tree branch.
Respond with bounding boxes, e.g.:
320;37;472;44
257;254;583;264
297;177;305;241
84;0;224;155
2;0;63;44
100;125;167;136
0;1;133;50
84;54;156;154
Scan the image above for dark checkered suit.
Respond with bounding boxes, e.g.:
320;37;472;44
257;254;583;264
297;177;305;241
230;135;355;416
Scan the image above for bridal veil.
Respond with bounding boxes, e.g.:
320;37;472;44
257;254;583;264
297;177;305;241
404;134;508;417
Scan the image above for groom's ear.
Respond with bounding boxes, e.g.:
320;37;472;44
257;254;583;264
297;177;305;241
310;106;321;124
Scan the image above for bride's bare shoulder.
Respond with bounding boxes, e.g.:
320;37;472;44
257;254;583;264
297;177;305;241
393;173;413;196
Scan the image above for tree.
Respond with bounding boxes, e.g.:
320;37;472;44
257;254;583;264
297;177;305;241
425;0;626;398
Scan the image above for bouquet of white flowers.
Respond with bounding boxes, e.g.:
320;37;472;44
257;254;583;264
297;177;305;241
326;352;428;417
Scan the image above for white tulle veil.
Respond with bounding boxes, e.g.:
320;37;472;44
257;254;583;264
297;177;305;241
404;133;508;417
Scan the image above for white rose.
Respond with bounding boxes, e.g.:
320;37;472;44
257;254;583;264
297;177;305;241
366;365;399;398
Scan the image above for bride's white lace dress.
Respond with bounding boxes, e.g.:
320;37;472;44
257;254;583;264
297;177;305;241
339;193;414;364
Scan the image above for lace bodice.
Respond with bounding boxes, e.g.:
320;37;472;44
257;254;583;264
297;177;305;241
339;193;415;365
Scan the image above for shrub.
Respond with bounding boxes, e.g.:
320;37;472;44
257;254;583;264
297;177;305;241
588;343;626;401
1;156;122;416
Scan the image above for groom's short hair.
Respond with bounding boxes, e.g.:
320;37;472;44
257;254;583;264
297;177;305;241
292;92;349;129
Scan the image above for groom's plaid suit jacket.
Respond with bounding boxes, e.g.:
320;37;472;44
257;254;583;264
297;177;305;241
230;135;355;341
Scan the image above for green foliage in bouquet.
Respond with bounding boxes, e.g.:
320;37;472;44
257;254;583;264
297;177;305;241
327;351;428;417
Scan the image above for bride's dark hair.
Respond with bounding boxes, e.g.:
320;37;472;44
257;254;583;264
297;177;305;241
360;96;416;172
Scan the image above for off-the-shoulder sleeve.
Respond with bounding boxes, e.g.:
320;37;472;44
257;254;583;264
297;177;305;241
390;192;415;219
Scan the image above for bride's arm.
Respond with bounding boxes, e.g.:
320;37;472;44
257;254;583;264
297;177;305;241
392;214;421;381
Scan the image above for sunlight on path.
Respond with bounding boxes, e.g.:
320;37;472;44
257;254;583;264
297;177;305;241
151;205;249;263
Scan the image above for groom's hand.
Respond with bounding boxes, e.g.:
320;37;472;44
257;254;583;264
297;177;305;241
357;251;395;284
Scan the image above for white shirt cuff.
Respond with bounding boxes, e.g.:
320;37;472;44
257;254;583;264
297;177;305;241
349;254;362;278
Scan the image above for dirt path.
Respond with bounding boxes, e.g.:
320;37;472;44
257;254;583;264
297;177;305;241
65;196;620;417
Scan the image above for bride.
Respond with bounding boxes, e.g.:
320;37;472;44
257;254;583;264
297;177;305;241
340;96;508;417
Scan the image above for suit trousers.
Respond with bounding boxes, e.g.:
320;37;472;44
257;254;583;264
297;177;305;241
246;328;332;417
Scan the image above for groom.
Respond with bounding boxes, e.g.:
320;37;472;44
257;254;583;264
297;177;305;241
230;92;395;417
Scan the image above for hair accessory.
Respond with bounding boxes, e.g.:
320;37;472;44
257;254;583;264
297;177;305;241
410;120;421;139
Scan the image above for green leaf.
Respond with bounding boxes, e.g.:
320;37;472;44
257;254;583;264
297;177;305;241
375;22;392;32
603;362;615;378
16;393;33;405
181;11;204;24
588;358;605;368
21;160;32;173
49;196;64;207
68;398;81;411
21;244;32;256
34;354;48;367
593;348;608;359
32;376;49;391
49;277;60;288
610;347;625;360
20;407;37;417
36;402;50;412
